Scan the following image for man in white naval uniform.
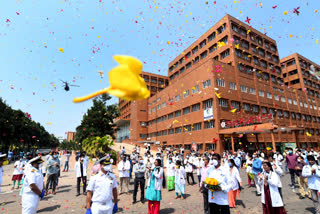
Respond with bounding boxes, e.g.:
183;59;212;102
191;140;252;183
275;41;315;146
22;156;45;214
86;157;118;214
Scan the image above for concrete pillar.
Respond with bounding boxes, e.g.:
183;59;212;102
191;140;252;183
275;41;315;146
231;135;235;152
271;132;276;152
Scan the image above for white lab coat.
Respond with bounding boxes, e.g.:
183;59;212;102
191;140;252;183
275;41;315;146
230;166;241;191
258;171;284;207
74;161;87;177
185;163;193;173
271;162;283;188
146;167;164;191
118;160;130;177
166;162;176;177
175;166;186;185
302;164;320;191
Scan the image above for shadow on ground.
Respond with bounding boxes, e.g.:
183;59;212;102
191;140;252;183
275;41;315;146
37;205;61;213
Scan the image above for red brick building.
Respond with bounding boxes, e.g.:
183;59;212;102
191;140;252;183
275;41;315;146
116;14;320;154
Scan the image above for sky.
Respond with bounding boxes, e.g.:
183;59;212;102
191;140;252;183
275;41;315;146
0;0;319;139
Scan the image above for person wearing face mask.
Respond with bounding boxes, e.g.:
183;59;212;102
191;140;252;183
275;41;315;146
295;155;311;199
21;156;45;214
267;155;283;201
199;156;211;214
174;160;186;199
245;154;254;187
12;157;25;190
185;160;195;185
258;162;285;214
75;154;87;196
196;156;203;185
133;156;146;204
228;159;242;208
45;152;60;195
86;157;118;214
302;155;320;213
273;151;284;169
286;148;298;189
252;152;263;196
206;154;232;214
118;155;130;195
166;158;176;191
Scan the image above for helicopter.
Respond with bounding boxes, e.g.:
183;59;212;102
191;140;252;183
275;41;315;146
60;80;80;91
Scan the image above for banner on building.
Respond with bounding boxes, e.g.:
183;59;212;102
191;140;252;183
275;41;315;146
204;107;214;120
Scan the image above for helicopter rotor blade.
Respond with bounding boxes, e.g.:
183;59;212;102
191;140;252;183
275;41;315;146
69;85;80;87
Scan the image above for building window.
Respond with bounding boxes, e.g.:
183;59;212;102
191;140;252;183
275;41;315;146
192;46;198;54
235;49;243;58
200;51;208;59
140;134;147;138
287;60;296;66
184;125;191;132
266;92;272;99
241;40;249;49
249;88;256;95
291;112;296;119
175;127;182;134
152;107;156;112
229;82;237;90
183;90;189;98
219;99;228;108
157;104;161;110
192;103;201;112
193;123;202;131
231;101;240;109
208;32;216;41
259;90;264;97
293;100;297;105
183;107;191;115
200;40;207;48
203;99;213;109
193;56;199;64
180;67;185;74
274;95;279;101
296;113;301;120
175;95;181;101
263;73;269;81
277;110;283;118
261;107;268;114
240;85;248;93
168;113;174;119
175;110;181;117
253;57;260;65
281;96;286;102
205;120;215;129
186;62;192;70
252;105;259;113
209;44;217;53
220;49;230;59
203;79;211;88
260;60;267;68
162;115;167;121
243;103;251;111
231;23;239;32
216;79;225;87
168;129;174;135
288;98;292;104
162;130;167;136
217;24;226;34
192;85;199;94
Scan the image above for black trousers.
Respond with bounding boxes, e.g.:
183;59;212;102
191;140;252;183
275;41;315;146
46;173;58;192
77;176;87;194
209;203;230;214
202;188;209;214
133;177;145;201
187;172;195;184
289;168;296;186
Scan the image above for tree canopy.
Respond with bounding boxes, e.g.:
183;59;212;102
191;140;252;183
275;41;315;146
0;98;59;152
75;94;119;143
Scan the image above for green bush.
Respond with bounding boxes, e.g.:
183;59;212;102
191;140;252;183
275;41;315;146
110;150;117;165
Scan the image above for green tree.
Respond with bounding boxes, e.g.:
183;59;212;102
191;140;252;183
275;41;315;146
75;94;119;144
82;135;114;157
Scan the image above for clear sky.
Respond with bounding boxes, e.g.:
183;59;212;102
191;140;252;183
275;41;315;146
0;0;319;138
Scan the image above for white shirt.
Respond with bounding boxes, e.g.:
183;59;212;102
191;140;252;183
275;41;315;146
246;159;253;173
166;162;176;177
258;171;284;207
230;166;241;190
13;160;24;175
87;171;118;203
84;156;89;169
273;154;284;166
185;163;193;173
207;166;232;205
195;159;203;175
23;167;44;194
175;166;186;185
302;164;320;190
74;161;87;177
117;160;130;177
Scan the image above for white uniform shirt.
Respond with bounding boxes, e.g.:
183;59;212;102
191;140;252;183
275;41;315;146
302;164;320;190
13;161;24;175
175;166;186;185
207;166;232;206
117;160;130;177
185;163;193;173
74;161;87;178
23;167;44;194
166;162;176;177
87;171;118;203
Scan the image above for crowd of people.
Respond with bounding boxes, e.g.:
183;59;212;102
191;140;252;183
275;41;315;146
1;145;320;214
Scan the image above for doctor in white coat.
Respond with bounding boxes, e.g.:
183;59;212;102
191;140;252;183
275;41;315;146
74;155;87;196
267;155;283;200
118;155;130;195
228;159;242;208
258;162;285;214
174;160;186;199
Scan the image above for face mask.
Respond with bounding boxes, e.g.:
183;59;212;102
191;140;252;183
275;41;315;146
20;159;23;161
169;160;172;163
53;155;58;158
288;151;293;154
139;160;143;164
80;158;84;161
228;163;232;167
298;159;301;162
253;155;256;158
103;165;112;172
212;159;218;166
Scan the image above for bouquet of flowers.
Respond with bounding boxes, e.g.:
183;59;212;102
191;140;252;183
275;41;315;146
203;177;220;192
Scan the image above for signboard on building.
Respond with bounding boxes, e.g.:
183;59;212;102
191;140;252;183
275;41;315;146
204;107;214;121
192;142;197;151
222;113;273;128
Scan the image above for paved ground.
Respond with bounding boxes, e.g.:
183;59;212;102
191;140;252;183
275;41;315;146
0;152;316;214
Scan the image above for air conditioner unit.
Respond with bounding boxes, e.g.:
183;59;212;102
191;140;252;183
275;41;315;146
147;138;151;140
